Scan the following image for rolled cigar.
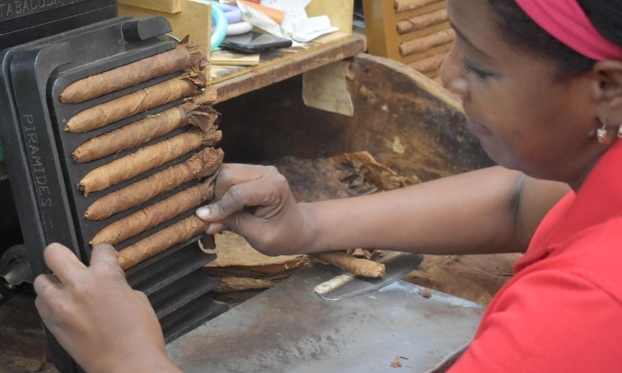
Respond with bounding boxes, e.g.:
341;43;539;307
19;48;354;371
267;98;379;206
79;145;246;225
60;39;207;104
397;9;447;34
311;252;386;278
85;148;224;220
72;103;220;163
91;175;216;246
395;0;440;13
78;129;222;195
192;86;218;105
118;215;208;270
65;77;201;134
400;29;455;57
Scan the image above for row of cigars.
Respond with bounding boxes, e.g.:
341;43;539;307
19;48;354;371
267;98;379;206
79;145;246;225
60;37;222;270
365;0;454;79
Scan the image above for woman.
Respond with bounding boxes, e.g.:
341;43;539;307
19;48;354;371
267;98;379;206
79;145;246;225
34;0;622;372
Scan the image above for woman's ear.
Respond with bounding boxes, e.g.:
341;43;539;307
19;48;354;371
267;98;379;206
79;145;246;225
591;60;622;127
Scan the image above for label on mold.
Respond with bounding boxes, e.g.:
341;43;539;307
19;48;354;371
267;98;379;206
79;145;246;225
21;113;53;208
0;0;90;22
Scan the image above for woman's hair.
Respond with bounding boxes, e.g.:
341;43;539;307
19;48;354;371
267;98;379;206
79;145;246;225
487;0;622;80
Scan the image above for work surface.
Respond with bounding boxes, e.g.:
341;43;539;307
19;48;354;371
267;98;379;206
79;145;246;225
199;32;366;104
167;265;483;373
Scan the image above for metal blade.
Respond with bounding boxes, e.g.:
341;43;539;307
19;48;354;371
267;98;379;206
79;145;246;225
314;252;423;300
0;245;33;285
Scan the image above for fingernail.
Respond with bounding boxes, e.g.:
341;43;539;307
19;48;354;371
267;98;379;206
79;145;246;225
196;207;210;219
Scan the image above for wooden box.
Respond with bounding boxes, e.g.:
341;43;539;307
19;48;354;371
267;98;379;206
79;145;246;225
362;0;454;79
118;0;212;55
306;0;354;35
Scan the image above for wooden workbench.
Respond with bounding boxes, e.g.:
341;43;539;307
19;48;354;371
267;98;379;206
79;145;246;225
200;32;367;104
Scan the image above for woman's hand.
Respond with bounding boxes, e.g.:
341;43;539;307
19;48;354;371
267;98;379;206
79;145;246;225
196;164;317;256
34;243;181;373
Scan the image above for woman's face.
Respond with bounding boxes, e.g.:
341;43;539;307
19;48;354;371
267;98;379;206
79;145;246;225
441;0;604;184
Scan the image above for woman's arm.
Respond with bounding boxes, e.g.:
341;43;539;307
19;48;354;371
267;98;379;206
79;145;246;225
304;166;569;255
197;165;569;256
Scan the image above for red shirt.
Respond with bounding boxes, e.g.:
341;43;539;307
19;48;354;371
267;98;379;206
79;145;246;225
449;140;622;372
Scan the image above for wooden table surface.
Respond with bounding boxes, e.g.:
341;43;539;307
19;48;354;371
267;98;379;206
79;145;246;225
198;32;367;104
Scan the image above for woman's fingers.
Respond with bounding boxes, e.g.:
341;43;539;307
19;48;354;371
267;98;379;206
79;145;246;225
210;211;264;239
33;273;61;298
42;243;86;286
197;165;288;222
213;164;276;199
90;244;125;278
89;243;119;264
32;242;177;373
33;274;62;323
196;162;311;256
205;222;225;235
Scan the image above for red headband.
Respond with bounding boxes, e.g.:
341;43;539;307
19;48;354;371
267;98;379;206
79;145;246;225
515;0;622;61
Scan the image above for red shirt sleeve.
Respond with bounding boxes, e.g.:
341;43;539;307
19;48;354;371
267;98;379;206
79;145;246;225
448;269;622;373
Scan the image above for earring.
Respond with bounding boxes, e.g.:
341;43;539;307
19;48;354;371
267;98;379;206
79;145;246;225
597;120;612;144
618;124;622;139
